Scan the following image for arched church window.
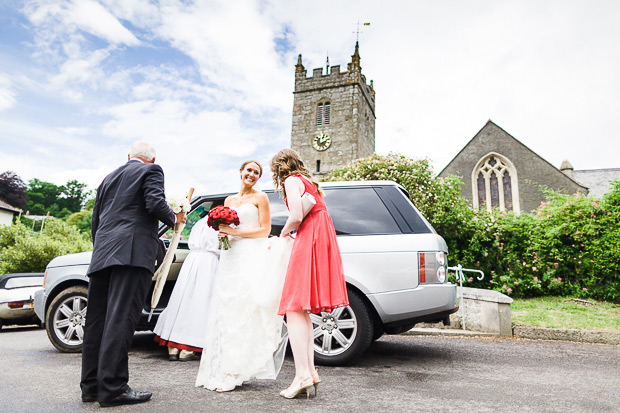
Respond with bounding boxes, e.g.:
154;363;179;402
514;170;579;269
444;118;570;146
472;154;520;213
316;102;330;125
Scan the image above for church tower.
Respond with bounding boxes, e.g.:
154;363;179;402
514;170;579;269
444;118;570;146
290;42;376;175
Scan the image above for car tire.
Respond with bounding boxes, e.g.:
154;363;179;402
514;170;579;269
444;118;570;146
45;285;88;353
372;325;385;341
312;288;374;366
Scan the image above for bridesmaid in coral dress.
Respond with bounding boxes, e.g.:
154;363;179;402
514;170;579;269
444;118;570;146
270;149;349;399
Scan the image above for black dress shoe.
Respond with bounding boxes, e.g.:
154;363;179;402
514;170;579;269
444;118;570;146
99;388;152;407
81;393;97;403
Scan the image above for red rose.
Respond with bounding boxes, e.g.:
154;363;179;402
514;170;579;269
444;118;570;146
207;206;239;230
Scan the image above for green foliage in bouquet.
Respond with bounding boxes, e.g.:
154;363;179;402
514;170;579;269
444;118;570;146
0;218;92;275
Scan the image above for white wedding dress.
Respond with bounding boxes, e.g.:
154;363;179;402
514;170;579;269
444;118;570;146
153;218;219;349
195;203;292;392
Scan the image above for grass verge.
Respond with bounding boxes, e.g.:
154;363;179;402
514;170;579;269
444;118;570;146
511;297;620;332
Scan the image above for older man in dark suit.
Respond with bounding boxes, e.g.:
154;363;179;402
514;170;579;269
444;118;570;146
80;142;186;407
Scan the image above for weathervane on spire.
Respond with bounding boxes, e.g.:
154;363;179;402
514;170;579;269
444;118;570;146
353;21;371;42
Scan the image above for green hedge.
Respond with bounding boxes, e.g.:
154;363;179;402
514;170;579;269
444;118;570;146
325;154;620;302
0;218;92;274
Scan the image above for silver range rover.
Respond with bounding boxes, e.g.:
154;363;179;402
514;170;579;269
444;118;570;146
35;180;457;365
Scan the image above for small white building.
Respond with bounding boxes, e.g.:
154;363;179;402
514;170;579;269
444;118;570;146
0;199;20;226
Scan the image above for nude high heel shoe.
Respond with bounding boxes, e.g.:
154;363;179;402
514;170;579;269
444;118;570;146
279;377;314;400
311;369;321;396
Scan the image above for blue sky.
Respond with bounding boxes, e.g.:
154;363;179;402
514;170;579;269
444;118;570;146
1;0;619;198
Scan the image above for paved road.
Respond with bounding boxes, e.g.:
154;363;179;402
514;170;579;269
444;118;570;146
1;326;618;412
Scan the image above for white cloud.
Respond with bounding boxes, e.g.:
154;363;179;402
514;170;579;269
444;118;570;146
0;74;17;112
50;46;112;97
25;0;140;46
56;126;91;135
101;99;259;157
153;0;293;111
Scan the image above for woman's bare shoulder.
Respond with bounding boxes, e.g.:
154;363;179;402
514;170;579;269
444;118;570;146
224;195;238;206
254;190;269;200
283;175;303;185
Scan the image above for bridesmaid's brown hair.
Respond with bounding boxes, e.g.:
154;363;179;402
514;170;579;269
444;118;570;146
270;149;322;202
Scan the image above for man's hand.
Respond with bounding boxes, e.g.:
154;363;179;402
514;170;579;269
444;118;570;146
175;211;187;224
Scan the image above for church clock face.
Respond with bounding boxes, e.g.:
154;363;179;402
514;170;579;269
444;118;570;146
312;133;332;151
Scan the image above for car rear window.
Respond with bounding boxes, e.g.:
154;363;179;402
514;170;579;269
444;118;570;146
378;186;433;234
268;188;401;236
324;187;402;235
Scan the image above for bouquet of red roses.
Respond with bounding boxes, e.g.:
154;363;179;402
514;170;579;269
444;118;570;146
207;205;240;250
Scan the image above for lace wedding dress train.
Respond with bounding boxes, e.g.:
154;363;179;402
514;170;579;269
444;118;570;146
195;203;291;392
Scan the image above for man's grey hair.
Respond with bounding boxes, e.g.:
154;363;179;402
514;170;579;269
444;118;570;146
129;142;156;161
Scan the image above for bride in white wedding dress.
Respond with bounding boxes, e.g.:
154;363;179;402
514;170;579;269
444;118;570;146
195;160;290;392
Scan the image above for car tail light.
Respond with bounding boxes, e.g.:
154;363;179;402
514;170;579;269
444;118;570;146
8;301;28;309
419;253;426;283
436;252;446;283
419;251;448;284
43;270;48;287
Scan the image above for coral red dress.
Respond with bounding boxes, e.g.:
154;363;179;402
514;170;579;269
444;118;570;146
278;175;349;315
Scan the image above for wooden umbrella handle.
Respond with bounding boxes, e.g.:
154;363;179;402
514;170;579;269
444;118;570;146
187;187;195;202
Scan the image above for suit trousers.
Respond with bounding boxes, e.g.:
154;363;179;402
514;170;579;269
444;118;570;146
80;265;152;402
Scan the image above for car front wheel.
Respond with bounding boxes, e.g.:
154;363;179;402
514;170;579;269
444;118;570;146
311;288;374;366
45;285;87;353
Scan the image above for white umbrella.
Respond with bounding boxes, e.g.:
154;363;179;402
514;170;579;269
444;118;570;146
148;188;194;321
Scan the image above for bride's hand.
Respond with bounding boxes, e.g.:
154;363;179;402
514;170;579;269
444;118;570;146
280;231;294;239
219;224;236;236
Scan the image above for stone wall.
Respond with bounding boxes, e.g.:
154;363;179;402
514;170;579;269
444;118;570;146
418;287;513;336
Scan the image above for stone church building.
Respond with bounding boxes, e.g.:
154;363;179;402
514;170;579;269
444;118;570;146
439;120;620;212
290;42;375;175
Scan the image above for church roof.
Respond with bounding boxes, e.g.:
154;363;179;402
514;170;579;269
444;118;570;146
439;120;588;191
573;168;620;197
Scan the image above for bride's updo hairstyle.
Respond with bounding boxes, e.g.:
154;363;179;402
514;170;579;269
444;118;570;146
240;160;263;177
270;149;323;202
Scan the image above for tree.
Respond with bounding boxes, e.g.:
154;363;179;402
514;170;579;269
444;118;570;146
26;179;62;215
59;180;92;212
0;171;27;209
25;178;92;216
84;192;97;210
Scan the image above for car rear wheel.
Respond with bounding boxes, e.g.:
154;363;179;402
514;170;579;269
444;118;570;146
312;288;374;366
45;286;87;353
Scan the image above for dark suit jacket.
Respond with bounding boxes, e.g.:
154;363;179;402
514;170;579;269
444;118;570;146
88;160;176;275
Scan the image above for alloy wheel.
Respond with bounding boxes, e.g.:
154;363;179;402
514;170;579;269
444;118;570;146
52;295;87;347
310;306;358;356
